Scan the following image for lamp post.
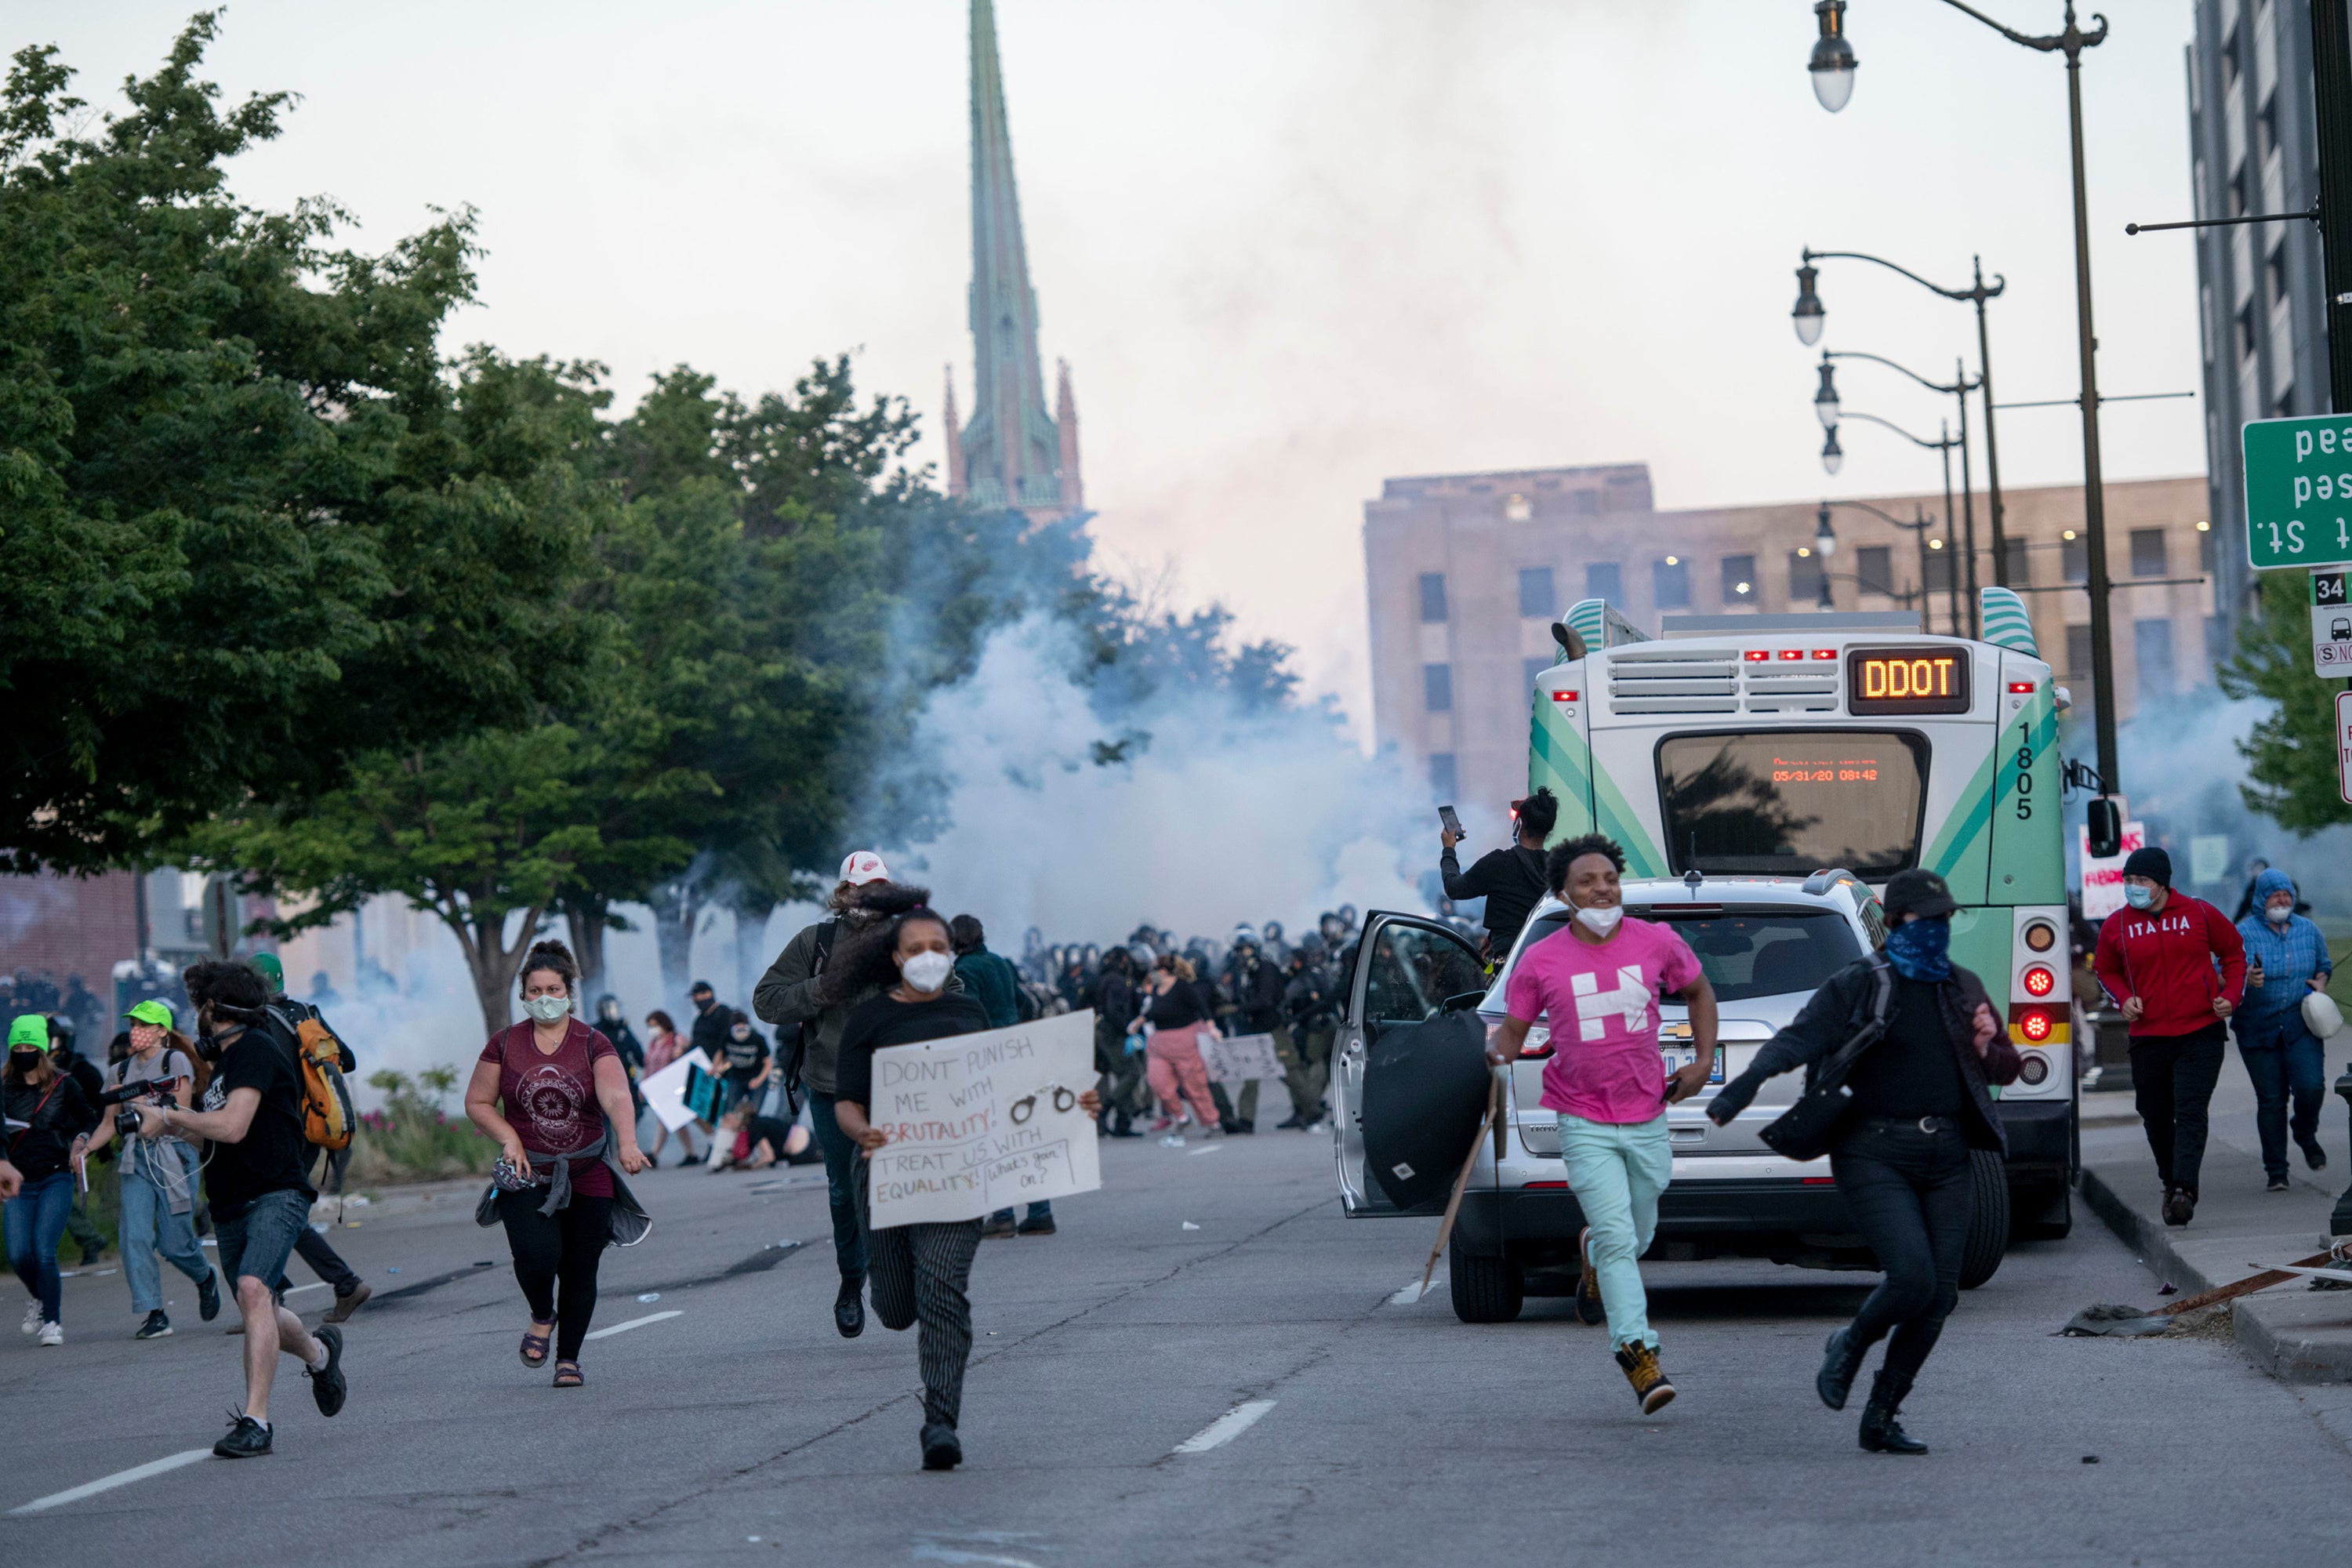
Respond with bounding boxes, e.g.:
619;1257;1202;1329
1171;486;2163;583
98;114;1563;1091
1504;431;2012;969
1813;348;1984;633
1806;0;2119;806
1812;507;1839;610
1809;2;1857;113
1826;413;1967;637
1821;499;1946;634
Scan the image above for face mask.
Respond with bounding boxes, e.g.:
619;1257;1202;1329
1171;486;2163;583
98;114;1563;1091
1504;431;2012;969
523;995;571;1024
731;1028;750;1043
2267;903;2293;924
902;951;953;993
1883;916;1953;982
1574;905;1623;938
2123;884;2155;911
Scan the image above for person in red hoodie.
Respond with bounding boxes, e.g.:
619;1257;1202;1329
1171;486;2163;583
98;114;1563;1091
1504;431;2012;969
2092;846;2247;1227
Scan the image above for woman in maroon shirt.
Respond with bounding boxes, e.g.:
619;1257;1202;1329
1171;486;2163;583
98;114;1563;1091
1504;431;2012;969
465;939;648;1386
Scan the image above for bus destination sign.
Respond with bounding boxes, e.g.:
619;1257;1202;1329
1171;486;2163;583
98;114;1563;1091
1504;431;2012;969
1846;648;1969;715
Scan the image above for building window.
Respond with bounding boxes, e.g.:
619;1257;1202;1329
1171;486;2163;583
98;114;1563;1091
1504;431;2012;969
1418;572;1448;622
1517;566;1555;618
2062;535;2088;584
1999;538;2029;586
2135;618;2176;699
1428;752;1457;799
1855;545;1893;597
2235;307;2256;367
1720;554;1757;604
2065;623;2094;681
1788;549;1824;604
1423;663;1453;713
1570;489;1599;516
1524;656;1555;692
1584;561;1623;603
1925;549;1954;595
1653;557;1691;610
2266;248;2288;312
2129;528;2167;578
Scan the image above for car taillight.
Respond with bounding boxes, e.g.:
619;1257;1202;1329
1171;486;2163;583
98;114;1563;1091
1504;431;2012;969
2023;965;2056;998
2013;1005;2055;1043
1489;1021;1552;1060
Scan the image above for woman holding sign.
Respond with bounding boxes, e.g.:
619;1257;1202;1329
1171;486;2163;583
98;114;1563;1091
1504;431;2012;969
827;907;1099;1472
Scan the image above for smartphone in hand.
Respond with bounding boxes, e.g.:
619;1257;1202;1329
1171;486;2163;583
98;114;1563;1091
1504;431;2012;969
1438;804;1464;838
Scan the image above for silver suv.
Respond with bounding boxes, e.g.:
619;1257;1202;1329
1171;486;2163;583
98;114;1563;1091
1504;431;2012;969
1330;873;2013;1323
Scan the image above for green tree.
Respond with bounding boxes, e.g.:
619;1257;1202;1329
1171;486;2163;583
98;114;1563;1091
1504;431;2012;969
2220;568;2350;832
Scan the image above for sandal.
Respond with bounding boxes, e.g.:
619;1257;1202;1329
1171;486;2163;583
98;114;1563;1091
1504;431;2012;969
520;1323;554;1367
552;1359;583;1388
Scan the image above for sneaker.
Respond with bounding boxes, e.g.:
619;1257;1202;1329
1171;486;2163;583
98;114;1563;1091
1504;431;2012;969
197;1270;222;1323
980;1214;1018;1240
2299;1134;2329;1172
307;1324;347;1418
37;1319;62;1347
1272;1112;1308;1131
136;1310;174;1340
323;1282;370;1323
2268;1174;2292;1192
1614;1343;1675;1414
920;1421;962;1471
1160;1134;1187;1149
1015;1214;1057;1236
1305;1120;1329;1134
20;1299;41;1335
1573;1227;1606;1326
213;1413;273;1459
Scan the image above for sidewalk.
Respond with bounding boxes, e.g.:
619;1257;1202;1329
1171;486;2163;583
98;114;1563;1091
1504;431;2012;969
2078;1040;2352;1382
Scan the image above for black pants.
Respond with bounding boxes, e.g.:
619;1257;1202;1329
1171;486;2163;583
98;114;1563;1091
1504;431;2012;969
497;1190;613;1361
297;1145;364;1297
810;1091;869;1281
2129;1024;2228;1196
1831;1120;1973;1393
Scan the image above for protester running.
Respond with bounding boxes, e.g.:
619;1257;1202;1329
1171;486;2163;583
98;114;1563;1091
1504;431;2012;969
136;961;347;1457
2233;866;2333;1189
464;939;651;1388
5;1013;96;1346
826;903;1100;1470
1486;833;1715;1414
1709;869;2015;1454
1134;953;1221;1146
78;1000;222;1339
1439;786;1558;963
2092;846;2245;1227
251;953;372;1326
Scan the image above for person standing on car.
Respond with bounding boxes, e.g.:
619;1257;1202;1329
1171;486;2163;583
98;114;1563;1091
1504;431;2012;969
1439;788;1559;964
2234;866;2333;1189
1708;869;2014;1455
2092;846;2245;1227
1487;833;1719;1414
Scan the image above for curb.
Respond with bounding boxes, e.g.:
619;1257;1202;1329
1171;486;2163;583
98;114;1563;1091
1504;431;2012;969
2078;1163;2352;1384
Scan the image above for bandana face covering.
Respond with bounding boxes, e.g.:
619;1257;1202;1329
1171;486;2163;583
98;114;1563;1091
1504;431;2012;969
1884;916;1952;982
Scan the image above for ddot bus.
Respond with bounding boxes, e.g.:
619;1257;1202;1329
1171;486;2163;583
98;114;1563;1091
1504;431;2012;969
1332;591;2077;1321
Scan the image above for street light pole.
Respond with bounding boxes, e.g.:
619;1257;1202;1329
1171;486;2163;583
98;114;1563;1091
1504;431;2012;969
1823;497;1945;636
1831;409;1965;635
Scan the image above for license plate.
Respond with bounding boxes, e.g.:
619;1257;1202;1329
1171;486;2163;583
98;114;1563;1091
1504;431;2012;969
1661;1046;1724;1083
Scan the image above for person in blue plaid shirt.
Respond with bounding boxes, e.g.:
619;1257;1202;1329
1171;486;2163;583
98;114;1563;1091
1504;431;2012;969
2234;866;2334;1190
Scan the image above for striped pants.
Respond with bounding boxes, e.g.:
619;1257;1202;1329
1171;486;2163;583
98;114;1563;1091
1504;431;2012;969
861;1173;983;1428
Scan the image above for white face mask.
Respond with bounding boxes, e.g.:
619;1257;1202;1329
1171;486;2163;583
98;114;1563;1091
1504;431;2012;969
2267;902;2293;924
902;950;953;993
523;994;570;1024
1574;904;1624;938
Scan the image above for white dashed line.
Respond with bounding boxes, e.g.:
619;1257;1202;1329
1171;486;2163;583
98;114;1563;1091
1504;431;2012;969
1186;1145;1224;1157
1173;1399;1277;1454
9;1449;212;1514
583;1309;683;1341
283;1282;330;1296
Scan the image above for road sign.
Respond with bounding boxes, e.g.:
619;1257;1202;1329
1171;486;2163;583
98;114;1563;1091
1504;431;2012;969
2245;416;2352;569
2339;690;2352;806
2312;568;2352;675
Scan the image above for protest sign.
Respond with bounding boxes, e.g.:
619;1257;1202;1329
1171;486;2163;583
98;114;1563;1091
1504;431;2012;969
1202;1031;1284;1084
866;1011;1102;1227
638;1048;714;1132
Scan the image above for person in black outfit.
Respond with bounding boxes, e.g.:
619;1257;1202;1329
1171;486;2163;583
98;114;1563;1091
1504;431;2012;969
1439;786;1559;963
45;1017;111;1265
5;1014;97;1341
596;996;648;1112
250;954;372;1324
826;906;1100;1471
1092;946;1145;1137
1707;869;2019;1455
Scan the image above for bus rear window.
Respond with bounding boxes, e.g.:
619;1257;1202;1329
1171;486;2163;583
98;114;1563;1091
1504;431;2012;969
1657;730;1928;878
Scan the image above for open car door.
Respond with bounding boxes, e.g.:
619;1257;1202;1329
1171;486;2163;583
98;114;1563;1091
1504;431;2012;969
1330;913;1490;1216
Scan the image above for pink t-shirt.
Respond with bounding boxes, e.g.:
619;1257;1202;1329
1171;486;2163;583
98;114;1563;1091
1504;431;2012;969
1504;916;1704;1124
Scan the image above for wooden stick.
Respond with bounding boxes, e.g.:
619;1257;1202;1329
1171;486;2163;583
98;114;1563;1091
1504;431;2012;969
2151;1250;2334;1316
1418;1076;1502;1298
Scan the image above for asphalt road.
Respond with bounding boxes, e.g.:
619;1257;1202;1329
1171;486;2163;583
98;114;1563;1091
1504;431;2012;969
5;1130;2350;1568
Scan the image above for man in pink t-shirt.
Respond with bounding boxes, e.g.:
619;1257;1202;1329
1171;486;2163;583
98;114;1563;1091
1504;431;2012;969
1491;834;1718;1414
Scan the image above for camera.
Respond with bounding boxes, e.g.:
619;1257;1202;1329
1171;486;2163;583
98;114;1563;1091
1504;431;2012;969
98;1081;177;1139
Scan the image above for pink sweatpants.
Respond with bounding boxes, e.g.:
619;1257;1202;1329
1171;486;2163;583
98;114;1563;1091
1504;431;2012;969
1146;1028;1221;1129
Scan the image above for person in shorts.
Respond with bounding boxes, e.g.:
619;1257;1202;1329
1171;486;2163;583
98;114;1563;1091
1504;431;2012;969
138;960;347;1458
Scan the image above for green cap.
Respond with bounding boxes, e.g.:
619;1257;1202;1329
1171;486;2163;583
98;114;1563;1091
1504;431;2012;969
124;1000;176;1029
7;1015;47;1051
250;953;285;994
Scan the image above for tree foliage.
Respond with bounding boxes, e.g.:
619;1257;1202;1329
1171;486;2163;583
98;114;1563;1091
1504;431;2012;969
2220;568;2350;833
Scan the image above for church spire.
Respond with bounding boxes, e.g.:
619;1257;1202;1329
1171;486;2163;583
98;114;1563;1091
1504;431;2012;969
942;365;966;497
1054;358;1082;514
960;0;1072;518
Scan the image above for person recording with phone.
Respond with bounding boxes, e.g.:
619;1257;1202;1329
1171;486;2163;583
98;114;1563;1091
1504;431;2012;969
1438;786;1559;963
79;999;222;1339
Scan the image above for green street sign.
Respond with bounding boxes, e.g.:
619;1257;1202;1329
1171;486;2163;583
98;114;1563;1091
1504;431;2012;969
2245;415;2352;568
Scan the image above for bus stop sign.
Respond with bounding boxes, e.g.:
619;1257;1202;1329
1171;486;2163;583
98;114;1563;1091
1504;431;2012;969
2245;416;2352;569
2313;569;2352;677
2339;691;2352;807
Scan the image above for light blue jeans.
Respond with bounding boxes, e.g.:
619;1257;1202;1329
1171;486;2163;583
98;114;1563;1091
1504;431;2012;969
1559;1112;1672;1351
118;1141;212;1315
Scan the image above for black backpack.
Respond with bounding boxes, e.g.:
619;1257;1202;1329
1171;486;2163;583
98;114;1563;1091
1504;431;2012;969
782;920;836;1097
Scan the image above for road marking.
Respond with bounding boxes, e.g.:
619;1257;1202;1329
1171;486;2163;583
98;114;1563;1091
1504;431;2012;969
1186;1145;1224;1157
1173;1399;1277;1454
583;1309;682;1341
1388;1276;1446;1306
284;1282;329;1296
9;1449;211;1515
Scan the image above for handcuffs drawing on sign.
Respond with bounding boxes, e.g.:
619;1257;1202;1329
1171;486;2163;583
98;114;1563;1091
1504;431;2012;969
1007;1083;1079;1126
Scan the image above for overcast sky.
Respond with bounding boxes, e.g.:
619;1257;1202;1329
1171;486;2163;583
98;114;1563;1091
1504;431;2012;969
24;2;2209;731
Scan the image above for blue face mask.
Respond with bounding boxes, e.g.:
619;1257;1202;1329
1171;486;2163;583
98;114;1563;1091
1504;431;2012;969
2123;884;2155;911
1884;916;1953;982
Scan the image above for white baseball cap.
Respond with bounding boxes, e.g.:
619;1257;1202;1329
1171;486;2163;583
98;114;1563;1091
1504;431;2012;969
838;850;891;887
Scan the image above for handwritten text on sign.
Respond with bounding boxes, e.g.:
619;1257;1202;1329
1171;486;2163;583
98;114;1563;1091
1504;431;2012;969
866;1010;1102;1227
